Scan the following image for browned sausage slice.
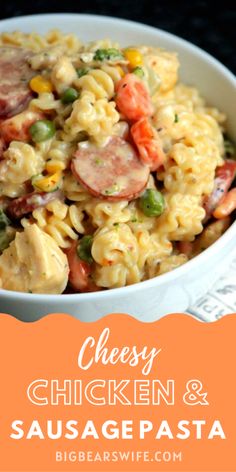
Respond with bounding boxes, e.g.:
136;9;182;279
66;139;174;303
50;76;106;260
7;190;63;219
0;137;6;159
0;47;34;118
72;137;150;201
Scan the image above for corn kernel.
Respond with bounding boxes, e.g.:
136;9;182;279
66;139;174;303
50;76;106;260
115;65;125;77
32;171;62;192
45;160;66;173
124;49;143;68
30;75;53;94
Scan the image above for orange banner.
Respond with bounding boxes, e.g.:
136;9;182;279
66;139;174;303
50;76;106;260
0;313;235;472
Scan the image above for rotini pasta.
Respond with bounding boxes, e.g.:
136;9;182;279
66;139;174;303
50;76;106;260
0;30;234;295
100;64;124;84
75;69;115;100
156;193;205;241
160;141;221;196
158;254;188;275
21;198;86;248
64;90;119;143
0;142;44;197
30;92;61;111
0;29;82;53
94;263;141;288
63;172;90;202
84;199;130;227
92;223;141;288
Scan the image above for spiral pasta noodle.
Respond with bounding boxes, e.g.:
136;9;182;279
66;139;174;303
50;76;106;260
100;64;124;84
92;223;141;288
157;193;205;241
75;69;115;100
84;199;130;227
22;199;86;248
31;92;60;111
0;142;44;197
64;90;119;143
63;172;90;202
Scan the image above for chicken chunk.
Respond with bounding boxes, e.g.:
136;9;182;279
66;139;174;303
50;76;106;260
141;46;179;93
29;46;66;71
0;224;69;293
51;56;77;94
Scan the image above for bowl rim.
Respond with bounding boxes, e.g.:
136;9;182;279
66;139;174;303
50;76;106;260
0;12;236;302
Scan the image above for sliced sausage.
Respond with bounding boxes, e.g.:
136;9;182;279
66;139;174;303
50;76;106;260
203;160;236;220
72;137;150;201
0;47;35;118
66;241;100;292
0;137;6;159
0;110;44;143
176;241;193;257
6;190;63;219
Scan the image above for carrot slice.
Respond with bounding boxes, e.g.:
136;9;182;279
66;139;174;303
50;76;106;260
131;117;165;171
115;73;153;121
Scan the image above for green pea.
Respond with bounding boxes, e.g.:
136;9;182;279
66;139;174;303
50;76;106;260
77;67;89;78
224;137;235;157
0;209;10;230
61;87;79;104
0;231;9;253
94;48;124;61
29;120;56;143
133;66;144;78
139;189;165;217
0;227;15;254
77;235;93;264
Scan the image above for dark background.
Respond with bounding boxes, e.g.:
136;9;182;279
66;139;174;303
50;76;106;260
0;0;235;74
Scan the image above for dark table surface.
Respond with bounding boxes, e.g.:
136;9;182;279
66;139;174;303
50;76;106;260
0;0;235;74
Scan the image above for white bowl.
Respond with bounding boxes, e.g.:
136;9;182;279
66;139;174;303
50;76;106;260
0;14;236;322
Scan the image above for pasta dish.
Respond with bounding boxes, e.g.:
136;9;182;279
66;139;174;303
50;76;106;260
0;30;235;294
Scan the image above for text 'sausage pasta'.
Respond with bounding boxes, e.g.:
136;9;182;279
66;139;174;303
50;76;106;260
0;29;235;294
